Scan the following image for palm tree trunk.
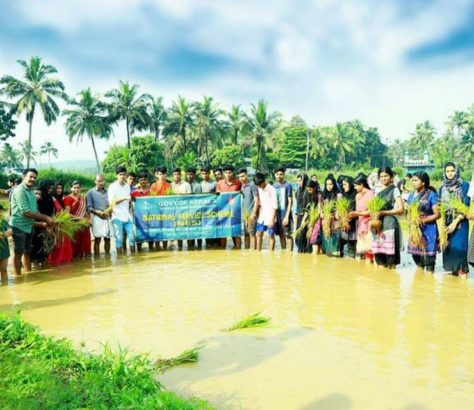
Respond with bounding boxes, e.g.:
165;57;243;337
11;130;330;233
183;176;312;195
181;127;186;155
305;130;310;172
155;127;159;142
90;135;101;173
27;116;33;169
233;129;238;145
126;117;131;149
48;152;51;168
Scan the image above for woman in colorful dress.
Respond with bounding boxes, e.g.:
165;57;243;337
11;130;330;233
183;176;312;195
48;185;74;266
351;175;375;262
371;167;404;269
406;172;440;272
438;162;470;276
468;171;474;269
302;180;321;253
295;173;311;253
64;181;91;258
320;175;342;257
339;176;357;258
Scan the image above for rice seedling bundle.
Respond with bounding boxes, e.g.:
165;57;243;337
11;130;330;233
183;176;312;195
322;200;335;237
306;204;320;240
226;312;271;331
438;203;449;251
449;197;474;219
336;197;351;231
406;201;425;250
367;196;386;233
155;347;201;372
50;211;90;242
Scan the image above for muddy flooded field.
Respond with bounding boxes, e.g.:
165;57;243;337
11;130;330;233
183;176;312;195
1;248;474;409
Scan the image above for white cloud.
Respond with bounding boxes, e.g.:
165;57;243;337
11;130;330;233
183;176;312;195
3;0;474;162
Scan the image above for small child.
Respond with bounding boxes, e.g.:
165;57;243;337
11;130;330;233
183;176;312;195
0;205;13;280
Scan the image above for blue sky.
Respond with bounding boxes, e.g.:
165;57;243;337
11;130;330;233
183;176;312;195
1;0;474;162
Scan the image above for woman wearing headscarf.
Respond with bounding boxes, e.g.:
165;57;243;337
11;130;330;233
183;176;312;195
339;176;357;258
320;174;342;257
295;173;311;253
371;166;404;269
406;172;440;272
439;162;470;276
31;180;55;264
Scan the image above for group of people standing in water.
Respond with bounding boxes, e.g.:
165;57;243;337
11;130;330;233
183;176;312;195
0;162;473;278
294;162;474;277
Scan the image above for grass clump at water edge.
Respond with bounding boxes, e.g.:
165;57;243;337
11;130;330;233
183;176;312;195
226;312;271;331
0;313;213;410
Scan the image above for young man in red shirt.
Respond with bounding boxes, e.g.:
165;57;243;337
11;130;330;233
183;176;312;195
131;171;153;251
216;165;242;249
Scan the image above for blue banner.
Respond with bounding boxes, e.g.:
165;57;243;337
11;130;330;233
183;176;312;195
133;193;242;241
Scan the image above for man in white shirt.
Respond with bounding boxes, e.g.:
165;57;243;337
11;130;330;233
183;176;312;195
254;172;278;251
171;168;191;194
108;166;135;254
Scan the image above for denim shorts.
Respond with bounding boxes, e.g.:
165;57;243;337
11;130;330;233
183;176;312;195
256;222;279;237
12;226;33;254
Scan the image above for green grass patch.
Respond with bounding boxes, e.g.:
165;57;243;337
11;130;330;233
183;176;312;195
0;313;212;410
226;312;271;331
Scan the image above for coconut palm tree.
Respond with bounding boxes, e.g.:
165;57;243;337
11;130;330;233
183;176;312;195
327;122;357;170
0;56;67;168
162;96;195;156
226;104;248;146
247;100;281;171
0;143;21;170
193;96;224;164
17;140;37;168
409;121;436;157
105;81;148;148
144;95;167;141
447;111;468;137
40;141;58;167
309;127;328;168
63;88;113;172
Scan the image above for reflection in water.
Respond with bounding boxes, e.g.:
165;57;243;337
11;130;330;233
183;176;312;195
0;249;473;409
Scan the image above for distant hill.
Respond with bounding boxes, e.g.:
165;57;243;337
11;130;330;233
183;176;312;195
37;160;97;173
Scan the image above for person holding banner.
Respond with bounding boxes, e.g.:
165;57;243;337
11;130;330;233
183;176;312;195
131;172;154;252
150;167;171;196
254;172;278;251
238;167;258;250
172;168;191;249
108;166;135;254
216;165;242;249
186;167;202;249
200;166;216;193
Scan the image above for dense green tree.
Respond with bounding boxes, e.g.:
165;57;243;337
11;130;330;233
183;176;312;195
106;81;148;149
63;88;113;173
211;145;244;169
0;56;67;168
278;126;307;168
0;102;17;141
0;143;21;170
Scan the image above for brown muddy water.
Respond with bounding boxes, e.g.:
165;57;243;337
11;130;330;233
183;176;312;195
1;248;474;409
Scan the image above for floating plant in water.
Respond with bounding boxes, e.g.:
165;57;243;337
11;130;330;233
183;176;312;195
226;312;271;331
